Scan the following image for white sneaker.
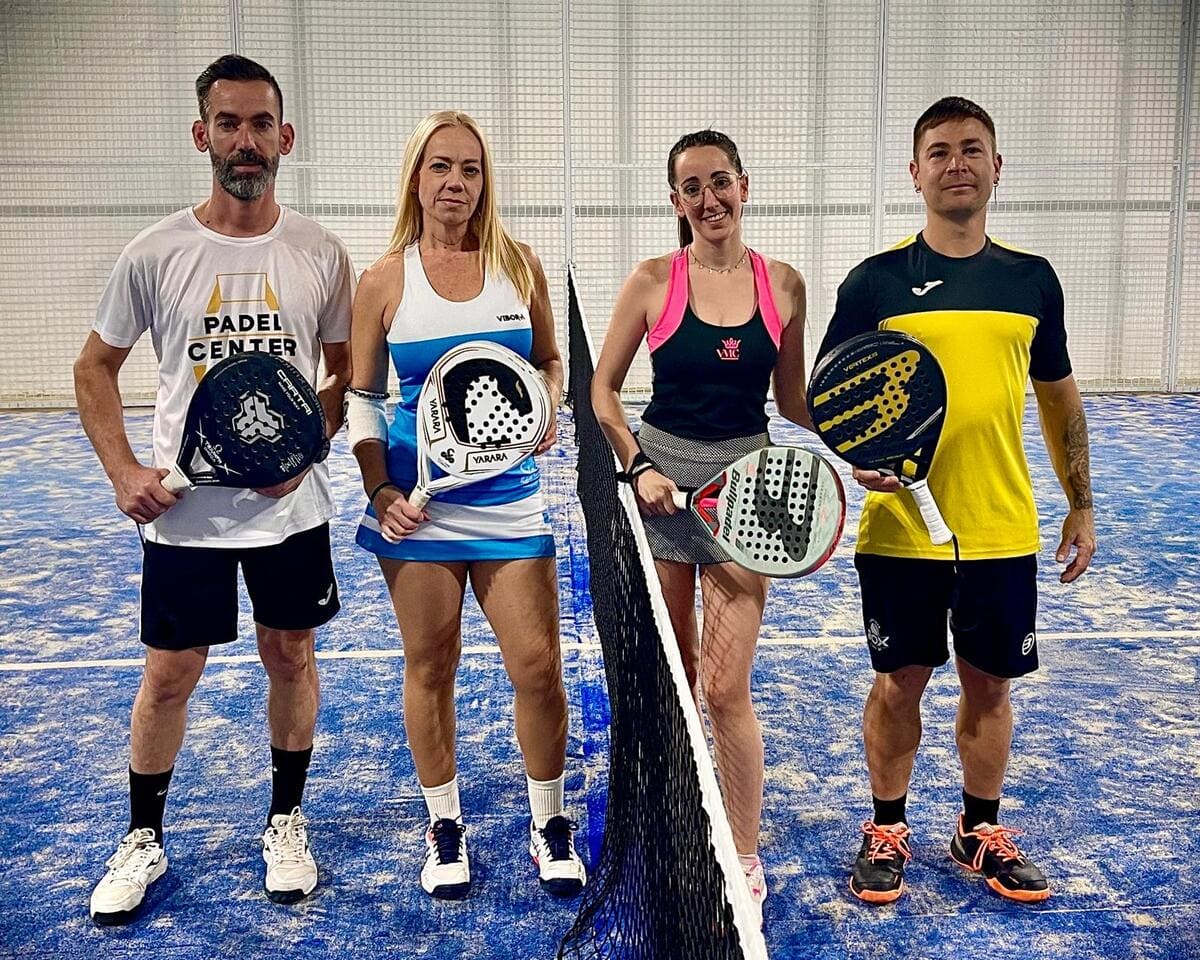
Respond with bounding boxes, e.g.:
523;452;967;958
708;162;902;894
89;828;168;925
421;818;470;899
262;807;318;903
741;856;767;928
529;816;586;896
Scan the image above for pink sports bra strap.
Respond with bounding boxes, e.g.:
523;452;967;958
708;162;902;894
749;249;783;349
647;249;690;353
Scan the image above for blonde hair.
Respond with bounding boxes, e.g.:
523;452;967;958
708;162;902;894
385;110;534;304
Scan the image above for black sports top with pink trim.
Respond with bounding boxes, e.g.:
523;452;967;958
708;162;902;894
641;247;782;442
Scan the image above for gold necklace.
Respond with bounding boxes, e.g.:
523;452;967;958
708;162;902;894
689;245;748;274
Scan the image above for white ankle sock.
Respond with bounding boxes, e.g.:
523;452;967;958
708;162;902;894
526;773;565;829
738;853;762;873
421;777;462;823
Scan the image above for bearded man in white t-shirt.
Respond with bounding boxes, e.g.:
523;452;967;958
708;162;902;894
73;54;354;924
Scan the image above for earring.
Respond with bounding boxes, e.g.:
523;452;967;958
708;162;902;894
914;185;921;193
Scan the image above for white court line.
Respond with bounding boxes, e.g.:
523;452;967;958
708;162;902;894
1;629;1197;673
759;628;1200;647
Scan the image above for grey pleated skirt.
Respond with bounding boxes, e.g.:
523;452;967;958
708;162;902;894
636;422;770;564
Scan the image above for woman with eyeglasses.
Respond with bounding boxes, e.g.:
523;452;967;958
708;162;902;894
591;129;812;926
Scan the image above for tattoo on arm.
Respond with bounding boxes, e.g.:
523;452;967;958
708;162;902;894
1065;409;1093;509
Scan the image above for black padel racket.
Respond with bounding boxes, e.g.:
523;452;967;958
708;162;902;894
669;445;846;578
408;340;552;512
162;353;328;493
807;330;953;545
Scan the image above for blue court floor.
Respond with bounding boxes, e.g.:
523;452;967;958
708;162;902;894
0;395;1197;959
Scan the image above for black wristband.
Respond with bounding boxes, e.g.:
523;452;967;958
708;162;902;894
346;385;389;401
617;450;659;485
368;480;399;504
627;451;658;479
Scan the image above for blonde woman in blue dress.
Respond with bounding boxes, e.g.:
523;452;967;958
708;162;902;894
345;111;585;900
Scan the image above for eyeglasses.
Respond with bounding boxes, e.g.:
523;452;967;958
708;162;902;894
673;172;742;207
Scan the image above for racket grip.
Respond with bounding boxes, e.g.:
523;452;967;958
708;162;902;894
408;487;431;511
670;492;688;509
161;465;192;494
907;479;953;545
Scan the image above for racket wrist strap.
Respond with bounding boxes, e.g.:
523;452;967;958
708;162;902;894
619;451;659;485
368;480;399;504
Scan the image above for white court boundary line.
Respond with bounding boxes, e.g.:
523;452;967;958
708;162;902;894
2;629;1198;673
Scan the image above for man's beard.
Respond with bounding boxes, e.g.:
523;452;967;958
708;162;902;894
212;149;279;201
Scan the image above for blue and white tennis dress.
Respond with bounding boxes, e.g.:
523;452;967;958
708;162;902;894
355;243;555;561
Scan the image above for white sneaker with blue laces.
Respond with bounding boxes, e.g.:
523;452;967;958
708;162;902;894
421;817;471;899
529;816;586;896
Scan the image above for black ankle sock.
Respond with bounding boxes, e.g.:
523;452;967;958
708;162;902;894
872;793;908;827
963;790;1000;829
269;745;313;823
129;766;173;845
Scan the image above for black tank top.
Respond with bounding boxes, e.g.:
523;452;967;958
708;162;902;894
642;249;781;441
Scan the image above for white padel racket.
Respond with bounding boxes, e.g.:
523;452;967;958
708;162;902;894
669;445;847;578
409;340;553;510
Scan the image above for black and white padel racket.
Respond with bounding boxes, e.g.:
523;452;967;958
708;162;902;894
807;330;953;545
669;445;846;578
161;353;328;494
408;340;552;510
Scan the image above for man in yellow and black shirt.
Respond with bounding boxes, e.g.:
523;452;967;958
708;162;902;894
818;97;1096;907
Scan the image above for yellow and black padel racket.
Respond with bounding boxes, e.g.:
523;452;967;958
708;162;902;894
808;330;952;545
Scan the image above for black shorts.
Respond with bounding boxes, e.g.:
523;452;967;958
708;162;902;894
853;553;1039;679
140;523;340;650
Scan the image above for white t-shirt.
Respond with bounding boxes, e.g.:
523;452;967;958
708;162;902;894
94;205;354;547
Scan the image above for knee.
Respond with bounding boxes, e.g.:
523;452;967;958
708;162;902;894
701;669;752;719
258;630;314;682
872;667;931;713
405;647;460;693
960;674;1011;714
509;648;565;703
139;662;202;707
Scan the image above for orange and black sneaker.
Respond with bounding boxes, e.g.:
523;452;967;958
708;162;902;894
949;815;1050;902
849;820;912;904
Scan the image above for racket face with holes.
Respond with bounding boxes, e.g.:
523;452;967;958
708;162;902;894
687;446;846;578
172;353;328;489
807;330;947;484
416;341;551;486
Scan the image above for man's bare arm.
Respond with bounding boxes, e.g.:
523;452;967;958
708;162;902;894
74;332;177;522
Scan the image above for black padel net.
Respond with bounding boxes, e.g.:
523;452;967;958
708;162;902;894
163;352;328;493
558;265;767;960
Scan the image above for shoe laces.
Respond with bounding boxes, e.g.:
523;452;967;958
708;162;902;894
105;828;160;876
861;820;912;864
429;818;466;865
268;807;310;860
965;823;1025;870
539;816;578;862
